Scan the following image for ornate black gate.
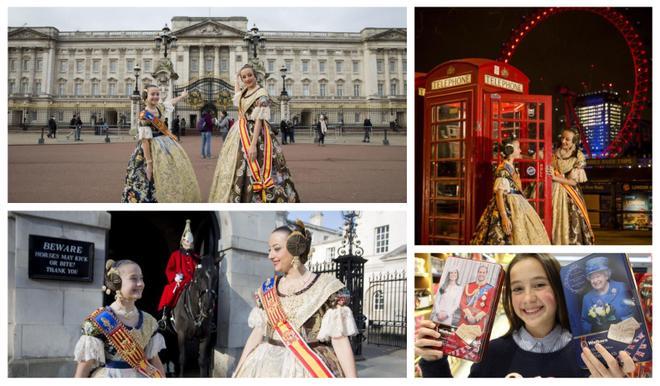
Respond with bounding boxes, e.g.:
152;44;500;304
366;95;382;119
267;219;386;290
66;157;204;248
173;77;235;129
365;271;406;348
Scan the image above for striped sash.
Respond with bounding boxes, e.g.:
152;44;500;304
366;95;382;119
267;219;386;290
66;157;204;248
258;277;335;378
140;110;178;142
238;116;274;202
87;307;162;378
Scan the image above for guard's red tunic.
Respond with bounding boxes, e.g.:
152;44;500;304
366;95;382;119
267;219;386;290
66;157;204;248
158;249;200;310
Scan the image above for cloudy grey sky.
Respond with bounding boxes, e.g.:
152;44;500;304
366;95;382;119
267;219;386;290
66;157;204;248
9;7;406;32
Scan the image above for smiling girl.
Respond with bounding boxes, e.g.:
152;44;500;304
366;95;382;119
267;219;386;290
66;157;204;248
415;254;636;377
548;128;595;245
74;260;165;377
121;84;201;203
233;221;356;377
209;64;300;203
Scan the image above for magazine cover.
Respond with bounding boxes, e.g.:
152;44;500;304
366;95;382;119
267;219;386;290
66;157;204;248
430;256;504;362
560;253;652;367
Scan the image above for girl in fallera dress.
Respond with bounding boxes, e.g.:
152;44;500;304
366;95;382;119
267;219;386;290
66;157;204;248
233;221;357;377
548;128;595;245
74;260;166;377
121;84;201;203
415;254;638;377
208;64;300;203
470;138;550;245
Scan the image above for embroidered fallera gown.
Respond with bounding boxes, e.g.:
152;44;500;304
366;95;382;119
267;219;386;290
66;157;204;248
233;273;357;377
551;149;595;245
470;162;551;245
73;308;165;377
208;87;299;203
121;101;201;203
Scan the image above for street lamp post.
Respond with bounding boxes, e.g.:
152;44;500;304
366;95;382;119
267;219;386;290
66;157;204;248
243;24;266;60
133;65;141;96
279;64;288;97
154;24;177;58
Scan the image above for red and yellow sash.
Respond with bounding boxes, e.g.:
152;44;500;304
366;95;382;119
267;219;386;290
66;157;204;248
238;115;274;202
258;277;335;378
87;307;163;378
553;162;595;240
140;109;178;142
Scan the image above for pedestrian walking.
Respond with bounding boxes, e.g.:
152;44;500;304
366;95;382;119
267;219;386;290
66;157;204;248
47;115;57;138
217;110;230;141
319;113;328;146
75;115;83;141
280;120;288;144
363;118;372;143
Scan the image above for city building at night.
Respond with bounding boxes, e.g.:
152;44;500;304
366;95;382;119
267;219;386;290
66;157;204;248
576;90;622;156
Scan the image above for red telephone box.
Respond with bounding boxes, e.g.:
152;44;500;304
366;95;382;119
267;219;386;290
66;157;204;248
420;59;552;245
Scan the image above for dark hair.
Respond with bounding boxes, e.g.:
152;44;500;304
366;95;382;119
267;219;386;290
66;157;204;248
439;269;460;295
502;254;571;336
141;84;159;101
500;137;519;159
272;220;312;264
104;259;139;294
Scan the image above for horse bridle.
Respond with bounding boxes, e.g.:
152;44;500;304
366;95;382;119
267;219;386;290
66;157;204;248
184;268;217;330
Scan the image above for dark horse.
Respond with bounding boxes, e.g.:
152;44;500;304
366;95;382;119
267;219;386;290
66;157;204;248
172;254;219;377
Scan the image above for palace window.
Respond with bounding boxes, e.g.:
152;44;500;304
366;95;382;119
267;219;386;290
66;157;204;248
92;81;100;96
302;60;309;74
336;82;344;97
303;82;310;97
126;58;134;73
108;82;116;96
109;59;117;74
36;59;43;72
267;81;276;96
353;83;360;97
390;79;398;96
377;59;384;74
268;59;275;73
319;60;326;73
76;59;85;73
22;58;30;71
92;60;100;73
205;57;213;72
10;59;16;72
74;81;83;96
220;59;228;72
285;59;292;72
143;59;152;72
402;59;407;74
9;80;15;94
59;60;68;73
35;80;41;94
336;60;343;73
20;79;29;93
58;82;65;96
191;58;199;72
375;225;390;254
352;60;359;74
378;81;384;97
319;82;327;97
125;81;133;96
389;59;396;73
326;247;336;260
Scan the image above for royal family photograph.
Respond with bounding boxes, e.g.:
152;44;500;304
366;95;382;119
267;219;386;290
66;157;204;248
414;7;652;244
7;7;406;203
414;253;652;377
7;210;406;377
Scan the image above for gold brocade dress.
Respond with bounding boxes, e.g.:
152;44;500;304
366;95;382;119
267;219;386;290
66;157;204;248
208;87;300;203
121;102;201;203
233;274;357;378
470;162;551;245
551;150;594;245
73;308;165;377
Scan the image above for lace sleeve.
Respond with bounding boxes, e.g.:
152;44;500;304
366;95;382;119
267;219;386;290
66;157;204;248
249;96;271;121
73;335;105;364
145;332;166;359
248;306;268;333
317;288;357;341
233;91;242;107
138;126;153;140
493;177;511;192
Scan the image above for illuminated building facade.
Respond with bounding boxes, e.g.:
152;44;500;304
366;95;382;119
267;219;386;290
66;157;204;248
576;90;622;156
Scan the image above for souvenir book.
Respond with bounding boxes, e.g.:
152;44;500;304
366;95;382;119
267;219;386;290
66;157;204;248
429;257;504;362
560;253;652;367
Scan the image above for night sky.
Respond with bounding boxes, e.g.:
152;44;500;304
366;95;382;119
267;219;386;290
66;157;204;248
415;8;652;121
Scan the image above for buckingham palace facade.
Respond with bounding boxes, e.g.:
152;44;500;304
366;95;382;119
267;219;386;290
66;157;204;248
8;17;407;131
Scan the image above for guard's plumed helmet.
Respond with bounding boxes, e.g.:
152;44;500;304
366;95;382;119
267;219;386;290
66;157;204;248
180;219;194;250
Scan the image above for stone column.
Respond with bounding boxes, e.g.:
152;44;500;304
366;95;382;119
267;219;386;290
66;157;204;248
198;45;204;80
45;42;56;96
31;49;37;96
214;45;220;78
